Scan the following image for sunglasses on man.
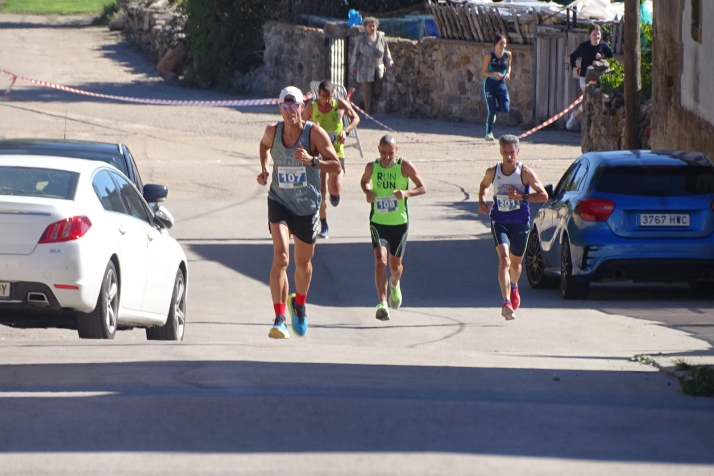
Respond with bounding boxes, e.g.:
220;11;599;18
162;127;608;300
280;103;302;111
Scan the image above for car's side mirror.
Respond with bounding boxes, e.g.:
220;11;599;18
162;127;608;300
143;183;168;203
545;184;554;199
154;205;174;229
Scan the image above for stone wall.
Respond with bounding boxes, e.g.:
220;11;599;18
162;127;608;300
260;22;533;125
581;86;651;153
650;0;714;159
115;0;186;64
260;23;327;97
375;38;532;124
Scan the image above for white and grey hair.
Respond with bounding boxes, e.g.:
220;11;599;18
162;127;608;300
499;134;520;149
363;16;379;28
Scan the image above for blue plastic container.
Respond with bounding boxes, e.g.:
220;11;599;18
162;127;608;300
424;17;439;38
348;10;362;27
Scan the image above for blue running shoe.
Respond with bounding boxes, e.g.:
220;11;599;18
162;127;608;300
318;220;329;239
329;194;340;207
268;315;290;339
288;293;308;337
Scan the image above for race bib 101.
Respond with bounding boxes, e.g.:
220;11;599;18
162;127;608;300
278;166;307;189
375;196;398;213
496;194;519;212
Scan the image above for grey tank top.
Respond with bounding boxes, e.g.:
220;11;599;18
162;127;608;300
268;121;321;216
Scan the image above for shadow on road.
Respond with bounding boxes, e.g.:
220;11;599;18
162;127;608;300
0;360;712;460
188;220;714;348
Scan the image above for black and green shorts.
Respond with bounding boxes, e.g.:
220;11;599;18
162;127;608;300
370;222;409;258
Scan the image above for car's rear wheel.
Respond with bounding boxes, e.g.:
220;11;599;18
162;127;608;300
561;236;589;300
77;261;118;339
525;230;559;289
146;269;186;341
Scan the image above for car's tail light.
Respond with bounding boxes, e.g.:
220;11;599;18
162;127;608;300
54;284;79;290
578;198;615;221
711;200;714;212
38;216;92;243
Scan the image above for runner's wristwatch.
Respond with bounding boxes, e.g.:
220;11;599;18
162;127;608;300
311;156;320;167
522;193;529;201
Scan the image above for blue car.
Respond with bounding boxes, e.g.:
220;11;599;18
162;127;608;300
525;150;714;299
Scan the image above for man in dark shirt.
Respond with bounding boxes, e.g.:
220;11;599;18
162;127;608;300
567;24;613;129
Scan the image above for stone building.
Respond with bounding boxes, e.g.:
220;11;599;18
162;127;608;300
651;0;714;159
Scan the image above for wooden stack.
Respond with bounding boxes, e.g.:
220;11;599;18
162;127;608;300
426;0;541;45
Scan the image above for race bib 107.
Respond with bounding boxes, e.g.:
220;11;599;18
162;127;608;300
278;166;307;189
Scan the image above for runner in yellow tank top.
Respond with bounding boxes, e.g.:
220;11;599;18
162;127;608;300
302;80;360;238
360;135;426;321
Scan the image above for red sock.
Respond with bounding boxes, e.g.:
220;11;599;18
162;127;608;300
274;303;286;316
295;293;307;306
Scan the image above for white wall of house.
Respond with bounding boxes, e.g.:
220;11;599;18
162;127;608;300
681;0;714;126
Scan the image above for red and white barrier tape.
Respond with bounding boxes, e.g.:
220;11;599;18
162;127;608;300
455;92;586;149
3;67;588;146
4;74;17;99
344;88;423;144
517;94;583;140
349;101;424;144
0;68;311;106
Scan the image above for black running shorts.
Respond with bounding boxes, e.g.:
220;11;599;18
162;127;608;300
268;199;319;245
491;221;530;257
370;222;409;258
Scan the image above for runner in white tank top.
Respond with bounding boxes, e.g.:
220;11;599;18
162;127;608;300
478;134;548;321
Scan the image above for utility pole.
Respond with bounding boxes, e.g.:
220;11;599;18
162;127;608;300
624;0;641;149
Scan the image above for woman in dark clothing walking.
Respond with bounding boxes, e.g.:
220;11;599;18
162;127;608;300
481;34;512;141
567;24;613;129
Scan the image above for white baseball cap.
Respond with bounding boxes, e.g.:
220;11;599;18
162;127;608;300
278;86;304;104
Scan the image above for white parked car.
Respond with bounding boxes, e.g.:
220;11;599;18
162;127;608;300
0;156;187;340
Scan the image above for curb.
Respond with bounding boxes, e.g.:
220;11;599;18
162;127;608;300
650;358;686;381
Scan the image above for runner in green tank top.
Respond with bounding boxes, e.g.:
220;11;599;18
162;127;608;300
303;80;360;238
360;135;426;321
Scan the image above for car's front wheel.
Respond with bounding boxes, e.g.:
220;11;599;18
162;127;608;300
77;261;119;339
560;236;589;300
146;269;186;341
525;230;559;289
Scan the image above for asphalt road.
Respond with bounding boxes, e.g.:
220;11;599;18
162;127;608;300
0;14;713;476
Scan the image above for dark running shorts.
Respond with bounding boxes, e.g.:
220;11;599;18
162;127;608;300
491;221;530;257
268;199;319;245
370;222;409;258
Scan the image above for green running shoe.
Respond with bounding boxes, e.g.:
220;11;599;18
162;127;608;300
389;281;402;309
375;302;390;321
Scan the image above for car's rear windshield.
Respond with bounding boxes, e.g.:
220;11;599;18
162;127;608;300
0;147;128;176
0;166;79;200
594;166;714;196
